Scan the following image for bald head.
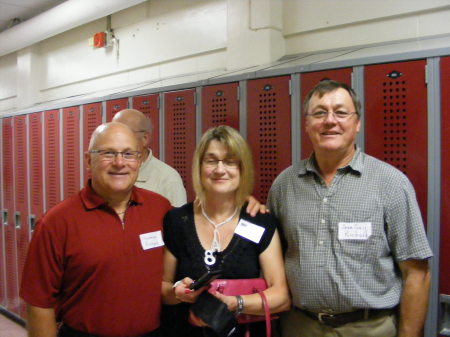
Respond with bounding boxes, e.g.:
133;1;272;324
113;109;152;133
88;122;140;151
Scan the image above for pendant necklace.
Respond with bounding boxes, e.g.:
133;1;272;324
201;203;238;266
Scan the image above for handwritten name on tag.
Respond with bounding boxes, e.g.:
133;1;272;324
338;222;372;240
139;231;164;250
235;219;265;244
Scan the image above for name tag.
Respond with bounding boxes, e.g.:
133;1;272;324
235;219;265;244
338;222;372;240
139;231;164;250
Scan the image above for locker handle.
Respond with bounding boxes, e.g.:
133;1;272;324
441;294;450;336
29;214;36;231
2;209;7;225
14;211;21;229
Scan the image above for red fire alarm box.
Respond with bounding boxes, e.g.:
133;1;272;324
93;32;106;48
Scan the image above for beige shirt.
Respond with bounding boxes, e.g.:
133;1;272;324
135;150;187;207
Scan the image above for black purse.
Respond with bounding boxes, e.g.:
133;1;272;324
190;291;237;337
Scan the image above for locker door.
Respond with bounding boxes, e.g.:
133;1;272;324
62;107;80;198
13;115;29;318
44;110;61;211
2;117;19;314
0;119;4;308
300;69;353;159
132;94;160;158
440;56;450;335
83;103;102;184
201;83;240;132
105;98;128;122
364;60;427;223
164;89;195;202
29;112;44;227
247;76;291;203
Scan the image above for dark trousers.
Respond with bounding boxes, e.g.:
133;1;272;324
58;324;160;337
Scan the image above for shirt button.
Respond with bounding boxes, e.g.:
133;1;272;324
323;198;328;202
321;219;325;224
319;240;324;245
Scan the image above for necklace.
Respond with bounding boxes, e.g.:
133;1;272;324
200;203;239;253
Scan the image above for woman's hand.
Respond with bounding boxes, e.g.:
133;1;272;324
173;277;205;303
211;291;238;312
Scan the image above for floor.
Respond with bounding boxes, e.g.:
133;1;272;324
0;313;27;337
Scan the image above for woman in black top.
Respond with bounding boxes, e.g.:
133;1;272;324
161;126;290;337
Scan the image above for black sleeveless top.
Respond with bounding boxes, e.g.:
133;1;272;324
161;202;279;337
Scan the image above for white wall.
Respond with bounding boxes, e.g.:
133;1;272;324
283;0;450;54
0;0;450;115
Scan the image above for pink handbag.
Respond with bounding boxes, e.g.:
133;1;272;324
208;278;277;337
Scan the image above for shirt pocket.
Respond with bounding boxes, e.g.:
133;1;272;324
337;234;384;265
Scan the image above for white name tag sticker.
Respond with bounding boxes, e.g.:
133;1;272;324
338;222;372;240
139;231;164;250
235;219;265;244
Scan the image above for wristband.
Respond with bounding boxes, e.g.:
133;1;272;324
235;295;244;315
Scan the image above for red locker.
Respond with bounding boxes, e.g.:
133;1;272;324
29;112;44;222
13;115;29;317
105;98;128;122
201;83;240;132
164;89;196;202
132;94;160;158
62;106;81;198
364;60;428;223
2;117;19;314
440;56;450;301
247;76;292;203
300;69;353;159
82;103;103;184
0;120;4;308
44;110;61;211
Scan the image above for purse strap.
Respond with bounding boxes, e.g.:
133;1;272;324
259;291;271;337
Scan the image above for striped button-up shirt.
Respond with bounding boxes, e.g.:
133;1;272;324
268;148;432;313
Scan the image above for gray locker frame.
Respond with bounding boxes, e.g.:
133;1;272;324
425;56;442;337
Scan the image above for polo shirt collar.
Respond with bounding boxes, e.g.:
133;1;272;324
80;179;142;211
299;146;363;176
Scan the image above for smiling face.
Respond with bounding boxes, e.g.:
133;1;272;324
86;123;142;201
305;87;361;156
200;140;241;198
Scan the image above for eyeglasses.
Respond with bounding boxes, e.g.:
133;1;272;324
89;150;142;162
306;110;358;121
202;158;239;169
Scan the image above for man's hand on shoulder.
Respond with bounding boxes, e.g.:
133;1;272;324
246;195;270;217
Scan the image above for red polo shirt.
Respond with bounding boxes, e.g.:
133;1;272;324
20;182;172;337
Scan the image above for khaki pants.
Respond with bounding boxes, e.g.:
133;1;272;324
280;308;397;337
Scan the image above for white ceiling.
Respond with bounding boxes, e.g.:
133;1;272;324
0;0;66;33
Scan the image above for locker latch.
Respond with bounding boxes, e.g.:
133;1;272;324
29;214;36;231
14;211;21;229
2;210;7;225
440;294;450;336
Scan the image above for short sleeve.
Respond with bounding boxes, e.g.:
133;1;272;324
20;218;65;307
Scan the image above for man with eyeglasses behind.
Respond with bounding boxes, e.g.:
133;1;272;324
20;122;172;337
267;80;432;337
112;109;187;207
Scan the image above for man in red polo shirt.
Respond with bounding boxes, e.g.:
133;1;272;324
20;122;172;337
